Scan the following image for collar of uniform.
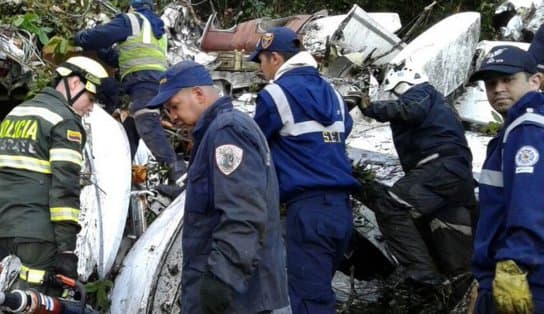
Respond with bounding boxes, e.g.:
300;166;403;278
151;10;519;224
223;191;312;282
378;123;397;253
41;87;81;117
192;96;233;143
505;91;544;124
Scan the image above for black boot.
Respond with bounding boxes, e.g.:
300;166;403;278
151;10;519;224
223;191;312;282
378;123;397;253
372;195;442;287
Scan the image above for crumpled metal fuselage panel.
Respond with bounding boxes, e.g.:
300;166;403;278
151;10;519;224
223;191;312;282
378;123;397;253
200;13;314;52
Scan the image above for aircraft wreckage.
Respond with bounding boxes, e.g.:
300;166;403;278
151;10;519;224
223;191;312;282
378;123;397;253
0;1;542;313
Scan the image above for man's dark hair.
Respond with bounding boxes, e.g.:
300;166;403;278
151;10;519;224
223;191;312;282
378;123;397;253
261;38;302;62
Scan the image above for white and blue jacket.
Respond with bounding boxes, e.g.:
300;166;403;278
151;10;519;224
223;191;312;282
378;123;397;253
254;52;360;202
473;92;544;303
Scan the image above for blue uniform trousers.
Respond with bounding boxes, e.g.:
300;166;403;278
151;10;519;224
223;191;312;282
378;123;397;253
286;191;352;314
124;79;176;164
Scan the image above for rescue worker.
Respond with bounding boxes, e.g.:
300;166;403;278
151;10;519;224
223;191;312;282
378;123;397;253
249;27;360;313
469;45;544;313
146;60;289;314
0;56;109;295
74;0;186;183
358;63;475;296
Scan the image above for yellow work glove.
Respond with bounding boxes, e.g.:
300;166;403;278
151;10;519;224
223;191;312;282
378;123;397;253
492;260;533;314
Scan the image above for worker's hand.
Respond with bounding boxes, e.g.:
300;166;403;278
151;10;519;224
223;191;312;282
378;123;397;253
492;260;533;313
54;252;78;280
200;271;233;314
358;93;372;111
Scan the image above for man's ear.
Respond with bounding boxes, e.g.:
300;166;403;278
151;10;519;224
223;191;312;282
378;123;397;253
530;72;543;90
271;52;284;65
67;76;82;92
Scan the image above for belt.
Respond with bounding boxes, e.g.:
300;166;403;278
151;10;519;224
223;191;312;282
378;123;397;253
19;264;46;284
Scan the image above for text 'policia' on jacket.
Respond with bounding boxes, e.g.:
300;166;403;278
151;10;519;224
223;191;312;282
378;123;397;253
0;87;84;243
473;91;544;306
254;66;360;202
118;12;167;79
364;83;472;172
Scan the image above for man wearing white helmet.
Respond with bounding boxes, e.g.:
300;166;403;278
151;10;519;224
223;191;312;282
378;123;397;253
0;56;108;295
358;62;476;307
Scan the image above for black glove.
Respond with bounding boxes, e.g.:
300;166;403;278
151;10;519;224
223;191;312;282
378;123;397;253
54;252;78;279
156;183;184;199
200;271;233;314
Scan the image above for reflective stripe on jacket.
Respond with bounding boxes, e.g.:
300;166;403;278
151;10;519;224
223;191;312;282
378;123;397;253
0;87;84;244
254;65;360;202
118;12;167;79
473;91;544;295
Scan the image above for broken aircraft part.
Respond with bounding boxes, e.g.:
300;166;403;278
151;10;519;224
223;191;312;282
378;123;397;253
330;5;404;65
110;191;185;314
77;105;132;281
383;12;481;99
200;12;315;52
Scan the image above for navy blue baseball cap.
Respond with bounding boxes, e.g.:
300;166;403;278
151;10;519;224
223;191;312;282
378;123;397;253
248;27;301;63
147;60;213;107
469;45;538;82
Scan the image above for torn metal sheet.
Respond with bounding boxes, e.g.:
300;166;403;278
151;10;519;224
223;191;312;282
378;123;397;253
77;105;132;280
384;12;480;98
494;0;544;40
0;26;42;97
162;3;212;65
330;5;404;65
302;11;402;59
110;192;185;314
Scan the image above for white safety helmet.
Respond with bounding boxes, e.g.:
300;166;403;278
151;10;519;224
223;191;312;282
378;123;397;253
382;62;428;95
56;56;108;95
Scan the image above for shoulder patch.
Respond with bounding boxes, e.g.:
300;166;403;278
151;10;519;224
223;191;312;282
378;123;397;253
215;144;243;176
515;145;539;167
67;130;82;143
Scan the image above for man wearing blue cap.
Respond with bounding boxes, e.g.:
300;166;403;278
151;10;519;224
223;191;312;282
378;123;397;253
249;27;360;313
74;0;185;183
147;60;289;314
469;45;544;313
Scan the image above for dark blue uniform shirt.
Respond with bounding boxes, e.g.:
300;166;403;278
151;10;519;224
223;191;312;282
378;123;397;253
181;96;289;313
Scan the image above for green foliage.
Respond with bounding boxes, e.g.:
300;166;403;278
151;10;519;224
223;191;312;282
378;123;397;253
85;279;114;312
480;121;502;135
480;110;503;135
26;67;53;100
479;0;500;40
12;13;52;45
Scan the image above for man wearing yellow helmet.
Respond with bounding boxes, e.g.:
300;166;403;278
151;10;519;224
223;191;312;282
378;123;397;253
0;56;108;295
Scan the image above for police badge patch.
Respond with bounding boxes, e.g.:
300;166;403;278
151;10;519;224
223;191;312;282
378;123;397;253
215;144;243;175
515;145;539;174
260;32;274;49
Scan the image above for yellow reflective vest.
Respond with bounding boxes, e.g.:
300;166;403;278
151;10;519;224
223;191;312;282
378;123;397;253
118;12;167;79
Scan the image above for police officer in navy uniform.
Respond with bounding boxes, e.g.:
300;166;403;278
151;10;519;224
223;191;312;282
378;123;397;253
146;60;289;314
249;27;360;314
74;0;186;182
469;45;544;313
358;63;475;300
0;56;109;295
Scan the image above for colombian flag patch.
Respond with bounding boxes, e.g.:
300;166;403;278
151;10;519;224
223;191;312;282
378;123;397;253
67;130;82;143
